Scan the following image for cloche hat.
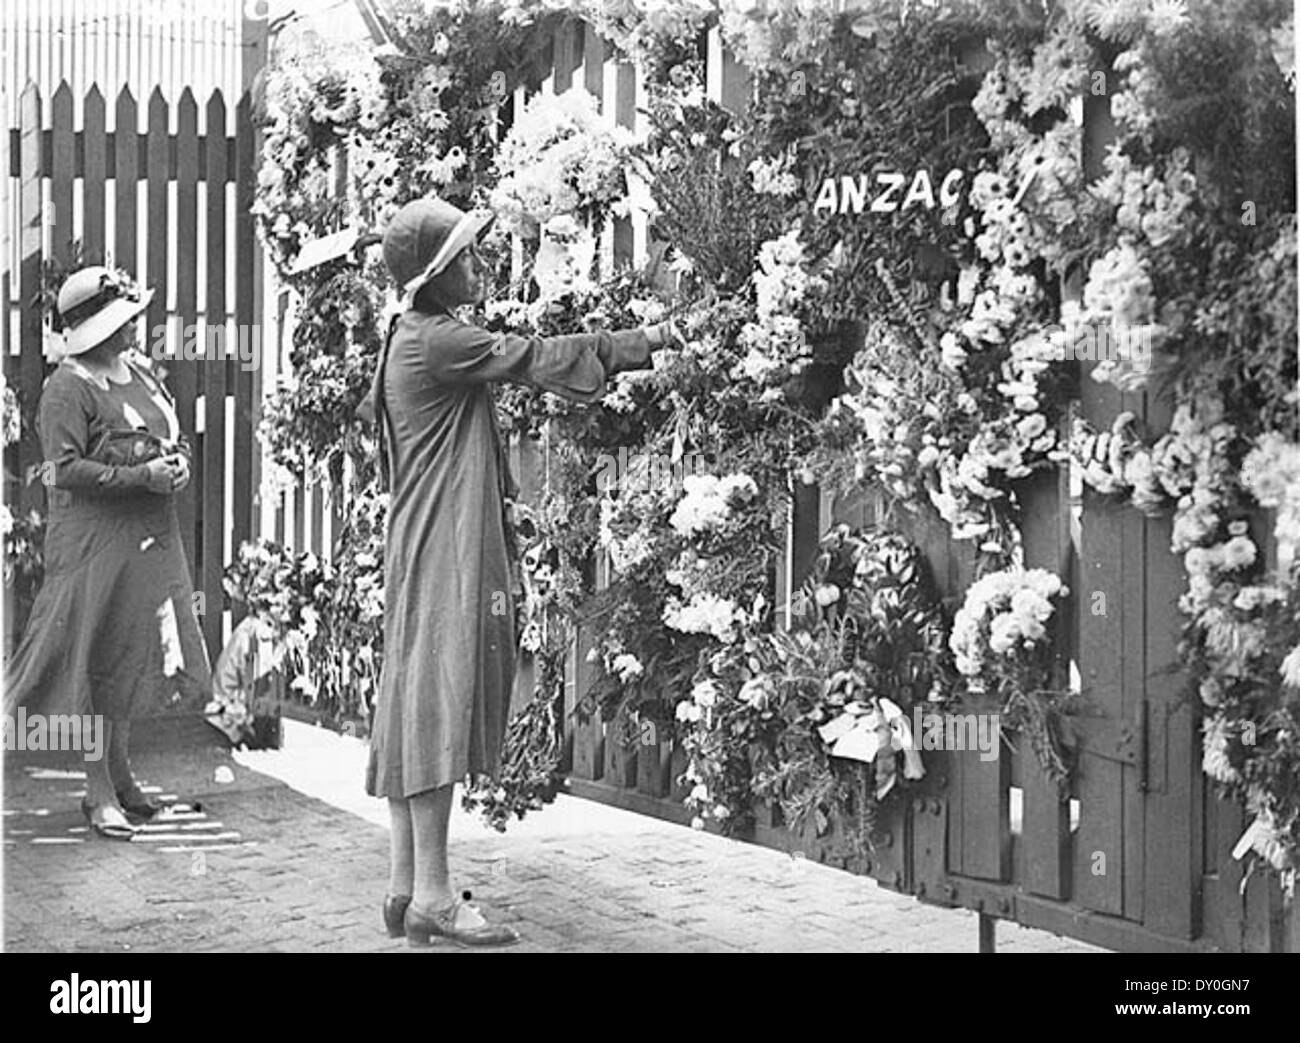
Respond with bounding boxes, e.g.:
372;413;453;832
382;198;495;301
56;265;154;356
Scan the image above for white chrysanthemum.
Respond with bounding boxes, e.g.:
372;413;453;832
691;679;719;708
663;593;740;644
668;473;758;539
611;653;644;683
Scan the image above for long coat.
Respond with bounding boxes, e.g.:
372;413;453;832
4;354;210;722
364;307;652;798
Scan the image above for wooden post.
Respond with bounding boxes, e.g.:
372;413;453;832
174;87;202;591
1020;463;1072;900
231;88;260;627
115;86;139;275
18;82;43;516
202;88;228;655
82;85;106;265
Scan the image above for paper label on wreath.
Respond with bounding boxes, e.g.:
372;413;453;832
817;712;857;745
1232;815;1269;861
831;724;884;763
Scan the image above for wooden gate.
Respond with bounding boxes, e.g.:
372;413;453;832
2;76;264;660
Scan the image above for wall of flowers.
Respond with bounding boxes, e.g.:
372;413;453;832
238;0;1298;888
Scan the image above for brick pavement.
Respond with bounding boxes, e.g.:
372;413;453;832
2;721;1105;953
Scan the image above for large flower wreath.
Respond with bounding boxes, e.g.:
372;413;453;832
678;525;953;857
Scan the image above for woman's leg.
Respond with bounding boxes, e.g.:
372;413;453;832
409;783;455;910
106;718;136;797
83;719;118;806
388;797;415;898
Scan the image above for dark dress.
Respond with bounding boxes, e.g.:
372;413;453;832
364;308;652;798
3;353;211;722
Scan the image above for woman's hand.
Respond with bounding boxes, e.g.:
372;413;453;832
166;453;191;492
142;455;183;494
644;320;685;351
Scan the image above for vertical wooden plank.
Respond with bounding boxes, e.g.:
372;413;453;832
18;82;43;515
114;86;136;272
552;19;576;94
611;60;634;269
718;39;751;115
945;743;965;874
50;81;74;268
1200;789;1241;950
1019;465;1072;899
946;534;983;877
1074;434;1128;914
309;484;324;554
1141;433;1199;933
1119;502;1146;923
82;84;105;265
237;0;270;572
231;89;257;624
636;720;671;798
582;22;604;97
775;479;822;630
291;483;306;553
559;24;607;782
201;88;227;656
1241;869;1273;952
570;621;604;780
1074;79;1143;921
173;87;200;585
604;702;638;788
959;744;1011;881
1;85;11;365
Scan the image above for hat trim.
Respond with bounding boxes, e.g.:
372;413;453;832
402;210;495;300
62;289;155;356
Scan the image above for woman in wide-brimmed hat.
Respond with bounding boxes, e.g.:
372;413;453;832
5;265;210;838
363;198;681;947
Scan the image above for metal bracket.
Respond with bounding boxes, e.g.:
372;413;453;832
1059;709;1145;773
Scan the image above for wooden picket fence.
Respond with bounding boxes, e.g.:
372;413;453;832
2;77;264;659
504;21;1297;953
10;12;1285;953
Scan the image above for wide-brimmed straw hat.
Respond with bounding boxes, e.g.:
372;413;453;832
382;198;495;301
56;266;154;356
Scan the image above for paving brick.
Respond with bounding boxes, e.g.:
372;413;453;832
4;741;1108;955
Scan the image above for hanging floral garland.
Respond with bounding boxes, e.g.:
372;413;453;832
245;0;1300;883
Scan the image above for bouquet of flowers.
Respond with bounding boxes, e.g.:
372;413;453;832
490;88;638;239
950;564;1070;782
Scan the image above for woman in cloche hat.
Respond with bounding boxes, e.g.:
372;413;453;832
363;197;682;947
5;266;211;838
